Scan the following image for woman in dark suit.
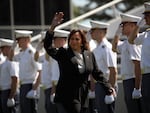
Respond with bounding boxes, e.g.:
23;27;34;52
44;12;114;113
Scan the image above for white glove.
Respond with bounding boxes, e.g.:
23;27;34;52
26;90;39;99
7;98;15;107
86;31;92;42
11;41;17;50
36;41;43;52
104;95;115;104
50;93;55;103
137;16;145;27
115;25;122;36
132;88;142;99
88;91;95;99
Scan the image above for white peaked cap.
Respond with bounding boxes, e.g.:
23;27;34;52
77;23;91;31
15;30;33;39
90;20;109;29
120;13;141;23
144;2;150;13
54;29;70;38
40;31;46;39
0;38;14;47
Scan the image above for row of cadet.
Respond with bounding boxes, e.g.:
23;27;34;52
0;2;150;113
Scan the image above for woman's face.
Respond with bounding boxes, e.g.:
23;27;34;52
69;32;82;52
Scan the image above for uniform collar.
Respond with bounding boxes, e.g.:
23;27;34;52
98;38;108;47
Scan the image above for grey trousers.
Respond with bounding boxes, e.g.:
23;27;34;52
95;82;115;113
44;88;57;113
123;78;144;113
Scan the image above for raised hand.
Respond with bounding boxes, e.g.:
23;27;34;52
50;12;64;32
137;16;145;27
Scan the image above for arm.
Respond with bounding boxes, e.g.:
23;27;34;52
128;26;140;44
91;53;112;94
44;12;64;56
33;70;41;90
128;17;144;44
132;60;142;89
108;67;117;88
9;76;18;99
112;36;119;52
112;25;122;52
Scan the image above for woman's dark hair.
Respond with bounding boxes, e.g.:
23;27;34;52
68;29;90;51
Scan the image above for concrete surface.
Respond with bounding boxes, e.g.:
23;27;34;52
37;81;128;113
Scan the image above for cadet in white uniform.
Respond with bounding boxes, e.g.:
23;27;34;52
0;38;19;113
90;20;117;113
129;2;150;113
13;30;42;113
34;29;69;113
112;14;143;113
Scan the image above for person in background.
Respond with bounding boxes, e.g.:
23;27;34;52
128;2;150;113
90;20;118;113
44;12;114;113
13;30;42;113
34;29;69;113
77;23;97;113
0;38;19;113
112;13;143;113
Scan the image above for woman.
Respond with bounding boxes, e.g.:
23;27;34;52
44;12;113;113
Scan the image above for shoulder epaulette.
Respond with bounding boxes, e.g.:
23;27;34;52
28;50;32;54
102;45;105;48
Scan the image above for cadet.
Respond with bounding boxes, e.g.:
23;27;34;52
112;13;143;113
0;38;19;113
77;23;97;113
129;2;150;113
90;20;118;113
35;29;69;113
13;30;42;113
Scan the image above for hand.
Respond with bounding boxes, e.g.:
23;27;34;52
111;87;117;98
7;98;15;107
11;41;17;50
86;31;92;42
50;93;55;104
26;89;39;99
132;88;142;99
36;41;43;52
50;12;64;30
104;95;115;104
88;90;95;99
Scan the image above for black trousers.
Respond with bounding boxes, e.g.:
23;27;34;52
141;73;150;113
0;89;18;113
123;78;144;113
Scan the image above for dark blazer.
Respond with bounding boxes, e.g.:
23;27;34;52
44;31;111;108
